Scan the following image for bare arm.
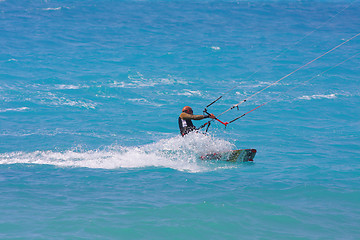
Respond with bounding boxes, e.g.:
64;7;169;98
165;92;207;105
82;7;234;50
179;112;205;120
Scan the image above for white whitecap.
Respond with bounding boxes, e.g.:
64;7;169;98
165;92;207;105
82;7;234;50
43;7;62;11
40;93;97;109
128;98;162;107
56;84;81;90
298;94;337;100
116;73;188;89
0;107;29;113
177;90;202;96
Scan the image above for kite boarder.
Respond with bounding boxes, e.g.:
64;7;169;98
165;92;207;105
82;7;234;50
178;106;215;136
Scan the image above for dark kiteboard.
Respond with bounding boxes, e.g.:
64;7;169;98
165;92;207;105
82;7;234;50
200;149;256;162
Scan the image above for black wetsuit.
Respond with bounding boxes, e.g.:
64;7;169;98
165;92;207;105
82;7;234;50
178;117;197;136
178;112;209;136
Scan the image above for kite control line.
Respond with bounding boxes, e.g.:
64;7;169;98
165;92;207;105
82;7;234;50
226;51;360;125
216;32;360;118
200;30;360;132
204;109;229;127
198;109;229;132
204;1;359;113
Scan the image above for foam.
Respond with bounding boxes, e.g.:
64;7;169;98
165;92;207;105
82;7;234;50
177;90;202;96
128;98;163;107
41;92;97;109
113;73;188;89
55;85;82;90
43;7;61;11
0;134;236;172
211;46;221;51
298;94;337;100
0;107;29;113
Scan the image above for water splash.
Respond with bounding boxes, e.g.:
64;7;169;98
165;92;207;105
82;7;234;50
0;133;236;172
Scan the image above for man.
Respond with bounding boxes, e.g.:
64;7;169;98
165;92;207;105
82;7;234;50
178;106;216;136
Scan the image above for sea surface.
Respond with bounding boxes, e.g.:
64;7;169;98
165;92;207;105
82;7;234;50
1;0;359;239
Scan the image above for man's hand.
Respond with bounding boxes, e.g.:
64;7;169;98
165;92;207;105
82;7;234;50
209;113;216;119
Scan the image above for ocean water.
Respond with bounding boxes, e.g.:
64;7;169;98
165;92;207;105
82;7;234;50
1;0;360;239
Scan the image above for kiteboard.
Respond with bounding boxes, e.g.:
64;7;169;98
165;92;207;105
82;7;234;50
200;149;256;162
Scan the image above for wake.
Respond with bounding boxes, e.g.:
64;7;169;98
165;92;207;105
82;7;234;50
0;133;236;172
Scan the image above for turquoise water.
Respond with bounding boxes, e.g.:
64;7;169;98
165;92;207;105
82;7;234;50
1;0;360;239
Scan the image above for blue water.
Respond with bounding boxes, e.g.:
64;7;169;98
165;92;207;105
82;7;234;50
1;0;360;239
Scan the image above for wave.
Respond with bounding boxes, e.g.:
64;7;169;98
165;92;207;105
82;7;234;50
176;90;202;96
298;94;337;100
112;73;188;89
210;46;221;51
43;7;62;11
42;7;70;11
55;84;83;90
0;134;237;172
40;92;97;109
128;98;163;107
0;107;29;113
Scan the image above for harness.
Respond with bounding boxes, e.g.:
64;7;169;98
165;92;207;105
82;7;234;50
178;117;196;136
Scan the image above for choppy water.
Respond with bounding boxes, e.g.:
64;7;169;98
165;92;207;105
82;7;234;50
1;0;360;239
